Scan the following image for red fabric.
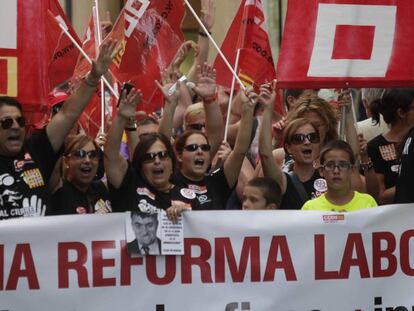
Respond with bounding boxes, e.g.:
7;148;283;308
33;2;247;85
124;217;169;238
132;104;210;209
0;0;80;127
71;13;103;138
109;0;185;113
332;25;375;60
213;0;279;112
277;0;414;88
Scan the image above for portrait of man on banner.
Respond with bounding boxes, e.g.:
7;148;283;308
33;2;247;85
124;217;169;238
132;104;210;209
126;211;161;256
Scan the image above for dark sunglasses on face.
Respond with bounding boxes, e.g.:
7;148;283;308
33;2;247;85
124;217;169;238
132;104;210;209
188;123;205;131
143;150;170;162
0;116;26;130
322;161;353;171
183;143;211;152
71;150;100;160
290;132;320;145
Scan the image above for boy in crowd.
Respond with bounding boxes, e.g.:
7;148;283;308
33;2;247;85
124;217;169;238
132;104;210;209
302;140;377;212
242;177;282;210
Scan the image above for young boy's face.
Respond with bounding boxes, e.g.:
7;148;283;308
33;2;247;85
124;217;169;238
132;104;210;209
242;185;270;210
319;149;353;192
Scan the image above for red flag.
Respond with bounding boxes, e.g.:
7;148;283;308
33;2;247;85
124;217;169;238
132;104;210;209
277;0;414;88
71;13;103;138
213;0;278;109
109;0;185;113
0;0;80;126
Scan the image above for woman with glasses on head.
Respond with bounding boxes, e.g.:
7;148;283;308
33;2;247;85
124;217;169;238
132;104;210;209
49;134;111;215
104;88;199;215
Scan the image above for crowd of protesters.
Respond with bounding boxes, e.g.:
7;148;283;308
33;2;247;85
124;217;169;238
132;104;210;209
0;0;413;222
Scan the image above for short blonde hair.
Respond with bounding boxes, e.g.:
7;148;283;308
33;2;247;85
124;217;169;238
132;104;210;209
184;102;205;126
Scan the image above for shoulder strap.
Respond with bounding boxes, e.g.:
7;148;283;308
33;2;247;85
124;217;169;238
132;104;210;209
287;171;309;204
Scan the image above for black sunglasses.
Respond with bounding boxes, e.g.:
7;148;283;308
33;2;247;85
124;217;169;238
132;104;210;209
0;116;26;130
143;150;170;162
71;150;100;160
290;132;320;145
188;123;205;131
183;143;211;152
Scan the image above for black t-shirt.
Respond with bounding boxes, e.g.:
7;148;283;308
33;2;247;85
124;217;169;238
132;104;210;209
172;168;233;210
395;127;414;203
368;134;400;189
108;163;199;213
280;171;326;210
50;180;111;215
0;129;60;220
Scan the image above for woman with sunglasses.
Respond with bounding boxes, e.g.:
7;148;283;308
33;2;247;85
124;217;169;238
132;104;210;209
171;87;257;211
49;134;111;215
104;88;200;214
259;83;326;210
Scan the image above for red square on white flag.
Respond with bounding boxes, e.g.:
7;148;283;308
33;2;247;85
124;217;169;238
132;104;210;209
277;0;414;88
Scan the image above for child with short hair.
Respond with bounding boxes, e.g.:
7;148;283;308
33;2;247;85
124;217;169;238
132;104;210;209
242;177;282;210
302;140;377;212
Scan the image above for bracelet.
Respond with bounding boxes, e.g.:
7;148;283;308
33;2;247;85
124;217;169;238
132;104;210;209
360;161;374;172
199;30;211;37
125;126;136;132
202;93;218;103
84;76;99;88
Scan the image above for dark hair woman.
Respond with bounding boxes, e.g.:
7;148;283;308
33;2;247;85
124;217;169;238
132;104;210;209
49;134;111;215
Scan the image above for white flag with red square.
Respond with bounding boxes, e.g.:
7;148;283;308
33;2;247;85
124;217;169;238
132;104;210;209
277;0;414;88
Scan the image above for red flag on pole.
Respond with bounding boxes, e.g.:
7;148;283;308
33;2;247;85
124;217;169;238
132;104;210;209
277;0;414;88
0;0;80;126
109;0;185;113
213;0;277;106
71;13;104;138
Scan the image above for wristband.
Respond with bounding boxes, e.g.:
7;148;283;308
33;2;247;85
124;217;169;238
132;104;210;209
202;93;218;103
360;161;373;172
84;76;99;88
199;30;211;37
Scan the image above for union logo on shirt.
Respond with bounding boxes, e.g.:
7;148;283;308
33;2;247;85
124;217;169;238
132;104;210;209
22;169;45;189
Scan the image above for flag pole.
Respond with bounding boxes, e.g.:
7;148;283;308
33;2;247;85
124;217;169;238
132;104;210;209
93;2;107;133
223;49;241;143
184;0;246;91
56;20;119;100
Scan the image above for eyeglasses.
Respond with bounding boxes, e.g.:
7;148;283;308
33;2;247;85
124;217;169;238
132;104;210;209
183;143;211;152
188;123;205;131
143;150;170;162
290;132;320;145
322;161;353;171
70;150;100;160
0;116;25;130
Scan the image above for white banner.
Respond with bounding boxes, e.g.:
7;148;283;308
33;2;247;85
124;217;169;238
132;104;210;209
1;205;414;311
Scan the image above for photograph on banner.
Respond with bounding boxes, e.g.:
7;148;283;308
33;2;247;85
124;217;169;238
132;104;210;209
125;210;183;256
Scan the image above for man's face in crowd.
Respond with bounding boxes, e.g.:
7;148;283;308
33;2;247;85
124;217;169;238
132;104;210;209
131;214;158;246
0;105;25;157
137;123;158;140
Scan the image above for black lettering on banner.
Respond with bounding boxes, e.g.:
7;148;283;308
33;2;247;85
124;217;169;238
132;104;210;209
225;302;250;311
252;42;273;64
53;43;75;60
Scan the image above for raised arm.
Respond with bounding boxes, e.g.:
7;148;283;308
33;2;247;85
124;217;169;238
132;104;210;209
223;87;256;188
46;40;118;152
192;63;224;157
258;82;287;193
156;70;181;138
187;0;215;83
104;89;143;188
